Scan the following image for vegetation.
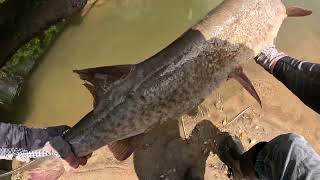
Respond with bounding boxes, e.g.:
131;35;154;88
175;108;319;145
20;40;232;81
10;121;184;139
0;0;88;66
0;22;65;107
0;0;87;108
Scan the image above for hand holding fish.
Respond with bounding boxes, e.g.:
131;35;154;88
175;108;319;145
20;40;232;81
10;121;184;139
255;47;287;74
26;136;91;180
254;45;320;114
43;136;91;170
0;123;91;180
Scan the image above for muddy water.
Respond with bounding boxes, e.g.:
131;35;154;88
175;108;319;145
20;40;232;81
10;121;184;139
279;0;320;62
5;0;320;127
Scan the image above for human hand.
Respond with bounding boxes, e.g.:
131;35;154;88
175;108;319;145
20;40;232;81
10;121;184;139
27;137;92;180
42;140;91;171
26;154;91;180
255;47;287;74
42;125;92;170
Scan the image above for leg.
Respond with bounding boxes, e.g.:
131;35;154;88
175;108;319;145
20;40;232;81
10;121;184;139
255;133;320;180
219;133;320;180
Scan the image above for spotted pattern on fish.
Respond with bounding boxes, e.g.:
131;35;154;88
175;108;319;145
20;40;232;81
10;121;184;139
64;0;289;157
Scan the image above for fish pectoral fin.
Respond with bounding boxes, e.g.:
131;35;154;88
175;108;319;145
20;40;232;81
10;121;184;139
286;6;312;17
73;65;134;106
229;67;262;107
108;133;144;161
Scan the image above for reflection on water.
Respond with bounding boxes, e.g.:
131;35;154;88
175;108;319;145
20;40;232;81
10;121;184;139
3;0;320;127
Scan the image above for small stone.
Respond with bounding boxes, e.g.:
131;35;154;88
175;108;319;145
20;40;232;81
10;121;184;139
222;119;227;125
238;133;243;139
255;126;259;129
248;138;256;145
160;175;165;178
203;141;208;145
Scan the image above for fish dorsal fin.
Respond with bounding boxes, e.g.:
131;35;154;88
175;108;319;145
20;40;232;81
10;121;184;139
286;6;312;17
73;65;133;107
108;134;144;161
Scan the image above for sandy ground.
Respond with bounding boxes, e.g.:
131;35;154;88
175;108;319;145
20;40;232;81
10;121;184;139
52;63;319;180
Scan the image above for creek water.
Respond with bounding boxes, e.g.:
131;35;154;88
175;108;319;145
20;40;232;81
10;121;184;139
4;0;320;127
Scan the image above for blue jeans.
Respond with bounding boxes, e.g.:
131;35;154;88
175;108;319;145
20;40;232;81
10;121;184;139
255;133;320;180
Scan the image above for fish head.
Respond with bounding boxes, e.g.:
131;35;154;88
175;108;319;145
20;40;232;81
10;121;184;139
196;0;312;106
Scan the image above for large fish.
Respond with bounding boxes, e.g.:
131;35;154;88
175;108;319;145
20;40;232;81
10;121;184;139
63;0;311;161
0;0;312;179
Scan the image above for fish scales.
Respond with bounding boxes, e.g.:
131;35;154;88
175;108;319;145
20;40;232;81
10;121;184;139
64;0;288;157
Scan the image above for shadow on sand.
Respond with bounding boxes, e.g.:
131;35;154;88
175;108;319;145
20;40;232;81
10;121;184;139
133;119;239;180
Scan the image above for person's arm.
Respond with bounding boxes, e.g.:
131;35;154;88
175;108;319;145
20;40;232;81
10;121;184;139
255;47;320;114
0;122;70;162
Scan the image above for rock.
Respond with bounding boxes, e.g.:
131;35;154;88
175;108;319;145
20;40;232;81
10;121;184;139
248;138;256;145
222;119;227;126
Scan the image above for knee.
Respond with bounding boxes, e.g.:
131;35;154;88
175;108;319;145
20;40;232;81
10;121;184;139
282;133;305;141
271;133;306;148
